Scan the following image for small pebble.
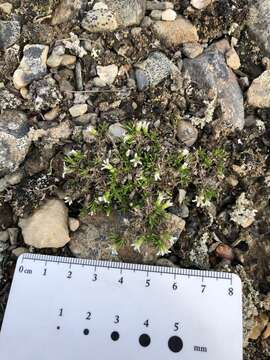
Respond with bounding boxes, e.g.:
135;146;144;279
150;10;162;20
141;16;152;28
75;61;83;91
12;247;29;257
177;120;198;147
191;0;212;10
108;123;127;141
61;54;77;66
215;244;235;261
0;231;9;242
68;217;80;232
225;48;241;70
161;9;177;21
44;106;60;121
8;228;19;245
69;104;88;117
96;64;118;85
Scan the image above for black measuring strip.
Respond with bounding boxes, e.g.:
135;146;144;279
21;253;233;281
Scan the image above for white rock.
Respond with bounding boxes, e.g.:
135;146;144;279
19;199;70;249
47;54;63;68
93;2;108;10
96;64;118;85
93;77;107;87
191;0;212;10
0;2;13;14
161;9;177;21
69;104;88;117
69;217;80;232
0;231;9;242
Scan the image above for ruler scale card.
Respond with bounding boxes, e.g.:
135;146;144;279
0;254;242;360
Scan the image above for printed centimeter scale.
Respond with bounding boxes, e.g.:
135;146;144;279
0;254;242;360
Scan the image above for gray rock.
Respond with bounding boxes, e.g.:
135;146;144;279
108;123;127;141
183;40;244;131
0;20;20;50
182;42;204;59
177;120;198;146
0;88;22;110
13;44;49;89
135;51;173;91
0;111;31;176
7;227;19;245
146;1;174;10
247;70;270;108
69;213;129;260
52;0;82;25
82;0;146;32
248;0;270;56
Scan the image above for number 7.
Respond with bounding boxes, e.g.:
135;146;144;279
201;285;206;293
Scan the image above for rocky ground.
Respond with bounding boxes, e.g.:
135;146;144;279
0;0;270;357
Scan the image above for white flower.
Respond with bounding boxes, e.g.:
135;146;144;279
101;159;115;173
156;192;173;209
194;194;211;208
154;171;161;181
131;237;145;253
136;120;150;134
130;153;142;167
182;148;189;156
181;162;188;169
97;192;110;204
64;196;73;205
156;245;171;256
126;149;131;157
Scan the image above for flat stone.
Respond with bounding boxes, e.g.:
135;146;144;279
182;42;204;59
247;70;270;108
161;9;177;21
82;0;146;32
19;199;70;249
0;111;31;176
135;51;173;90
153;16;198;47
13;44;49;89
225;48;241;70
191;0;212;9
177;120;198;146
69;104;88;117
51;0;82;25
96;64;118;85
0;20;20;50
183;40;245;132
108;123;127;141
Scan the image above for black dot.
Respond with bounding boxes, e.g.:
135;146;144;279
111;331;120;341
83;329;89;335
56;326;60;330
139;334;151;347
168;336;183;353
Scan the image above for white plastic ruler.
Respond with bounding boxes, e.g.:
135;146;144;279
0;253;242;359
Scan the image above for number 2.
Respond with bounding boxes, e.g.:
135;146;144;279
86;312;91;320
67;271;72;279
